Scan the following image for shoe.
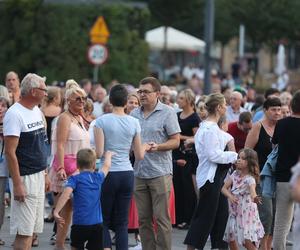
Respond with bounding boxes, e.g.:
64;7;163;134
44;216;54;223
0;239;4;245
286;240;293;246
32;235;39;247
129;242;142;250
50;233;56;245
177;222;189;230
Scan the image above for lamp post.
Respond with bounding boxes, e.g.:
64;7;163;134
203;0;215;95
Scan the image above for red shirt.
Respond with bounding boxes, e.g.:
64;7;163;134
228;122;247;153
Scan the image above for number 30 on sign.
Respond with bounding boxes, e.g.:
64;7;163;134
87;44;108;65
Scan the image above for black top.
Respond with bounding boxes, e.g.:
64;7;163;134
254;123;272;171
45;116;56;144
272;117;300;182
173;112;200;160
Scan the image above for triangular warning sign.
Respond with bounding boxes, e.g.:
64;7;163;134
90;16;110;44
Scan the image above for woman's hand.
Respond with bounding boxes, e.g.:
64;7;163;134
56;168;67;180
177;159;187;167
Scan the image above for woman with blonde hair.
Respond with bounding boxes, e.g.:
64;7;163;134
184;93;238;250
173;89;200;229
50;80;90;250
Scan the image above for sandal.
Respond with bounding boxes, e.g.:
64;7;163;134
32;234;39;247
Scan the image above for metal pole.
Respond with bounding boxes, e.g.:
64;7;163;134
93;65;99;83
239;24;245;58
203;0;215;95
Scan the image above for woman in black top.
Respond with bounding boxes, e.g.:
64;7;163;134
245;97;282;250
272;90;300;250
173;89;200;229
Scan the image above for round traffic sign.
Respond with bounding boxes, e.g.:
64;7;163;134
87;44;108;65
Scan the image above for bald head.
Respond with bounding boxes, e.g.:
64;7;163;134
5;71;20;91
230;91;243;109
159;85;171;105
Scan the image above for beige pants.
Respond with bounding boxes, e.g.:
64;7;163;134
134;175;172;250
273;182;294;250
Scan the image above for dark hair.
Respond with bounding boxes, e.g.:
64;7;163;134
80;79;91;88
77;148;96;169
239;111;252;124
291;90;300;114
109;84;128;107
239;148;260;183
264;87;280;99
139;77;161;92
263;97;281;110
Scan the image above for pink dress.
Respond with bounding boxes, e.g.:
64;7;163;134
50;117;90;193
223;170;264;247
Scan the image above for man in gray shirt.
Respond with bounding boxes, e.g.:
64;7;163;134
131;77;180;250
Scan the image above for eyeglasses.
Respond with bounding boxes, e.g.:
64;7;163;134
72;96;87;103
35;87;47;93
137;90;156;95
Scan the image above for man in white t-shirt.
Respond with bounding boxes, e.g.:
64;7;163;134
93;86;107;118
4;73;50;250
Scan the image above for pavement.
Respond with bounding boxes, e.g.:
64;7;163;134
0;207;293;249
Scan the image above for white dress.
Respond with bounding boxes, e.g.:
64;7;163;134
223;170;264;247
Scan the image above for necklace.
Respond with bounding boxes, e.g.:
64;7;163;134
68;109;84;130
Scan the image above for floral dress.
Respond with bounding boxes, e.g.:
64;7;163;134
223;170;264;247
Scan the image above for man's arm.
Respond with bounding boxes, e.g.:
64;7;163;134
4;136;26;202
148;133;180;152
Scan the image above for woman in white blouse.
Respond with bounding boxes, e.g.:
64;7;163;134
184;93;238;250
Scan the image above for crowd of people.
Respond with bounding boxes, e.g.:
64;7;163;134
0;70;299;250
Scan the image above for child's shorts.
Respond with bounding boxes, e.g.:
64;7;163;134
71;223;103;250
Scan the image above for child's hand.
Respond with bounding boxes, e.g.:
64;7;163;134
229;194;238;204
54;211;65;227
104;151;116;159
253;195;262;204
143;143;152;152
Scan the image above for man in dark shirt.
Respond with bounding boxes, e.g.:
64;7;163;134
228;111;252;152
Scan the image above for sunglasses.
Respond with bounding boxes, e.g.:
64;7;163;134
35;87;48;93
72;96;87;103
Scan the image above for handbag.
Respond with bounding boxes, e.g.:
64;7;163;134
52;154;77;176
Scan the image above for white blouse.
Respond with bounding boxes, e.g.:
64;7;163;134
195;120;238;188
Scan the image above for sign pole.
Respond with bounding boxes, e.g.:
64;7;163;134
93;65;99;83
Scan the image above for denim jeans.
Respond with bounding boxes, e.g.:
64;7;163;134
101;171;134;249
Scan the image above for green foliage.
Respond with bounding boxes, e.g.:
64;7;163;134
0;0;150;85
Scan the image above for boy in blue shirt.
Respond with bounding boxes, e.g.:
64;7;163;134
54;148;113;250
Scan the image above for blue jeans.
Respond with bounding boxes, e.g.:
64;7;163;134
101;171;134;249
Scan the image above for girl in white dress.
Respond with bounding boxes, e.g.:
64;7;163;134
222;148;264;250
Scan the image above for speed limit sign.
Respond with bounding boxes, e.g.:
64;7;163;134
87;44;108;65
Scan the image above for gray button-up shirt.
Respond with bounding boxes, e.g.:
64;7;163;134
131;101;181;178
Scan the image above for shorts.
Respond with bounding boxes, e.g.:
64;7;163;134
71;224;103;250
9;171;45;236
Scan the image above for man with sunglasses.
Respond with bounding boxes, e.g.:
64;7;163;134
131;77;181;250
4;73;50;250
228;111;253;153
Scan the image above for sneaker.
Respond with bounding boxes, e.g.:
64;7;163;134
129;242;142;250
286;240;293;246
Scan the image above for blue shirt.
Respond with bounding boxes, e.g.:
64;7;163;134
95;113;141;172
66;171;105;225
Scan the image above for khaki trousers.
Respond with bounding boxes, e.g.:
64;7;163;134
134;175;172;250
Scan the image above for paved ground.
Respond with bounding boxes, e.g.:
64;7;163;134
0;207;293;249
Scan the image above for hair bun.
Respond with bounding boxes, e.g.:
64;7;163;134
65;79;79;90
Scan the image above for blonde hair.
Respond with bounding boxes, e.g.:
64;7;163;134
64;79;86;100
128;92;140;106
205;93;225;115
77;148;96;169
44;86;61;105
0;85;10;101
180;89;196;111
